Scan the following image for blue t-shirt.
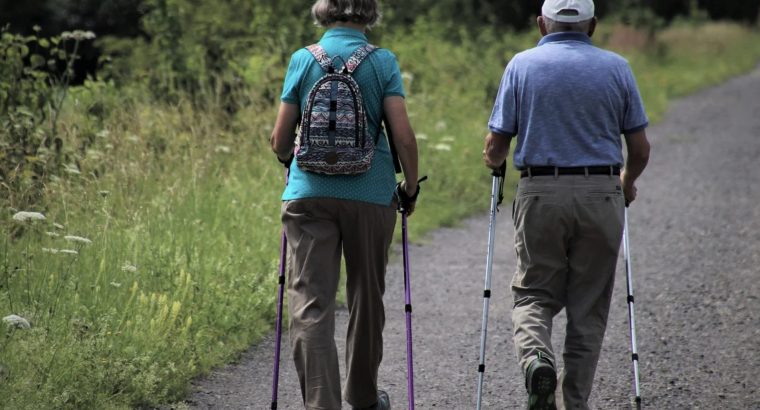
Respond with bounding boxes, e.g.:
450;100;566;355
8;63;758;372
488;32;649;168
280;28;405;206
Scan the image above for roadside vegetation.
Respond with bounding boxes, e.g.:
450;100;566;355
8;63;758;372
2;4;759;407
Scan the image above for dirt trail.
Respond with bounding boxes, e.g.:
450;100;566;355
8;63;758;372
188;65;760;409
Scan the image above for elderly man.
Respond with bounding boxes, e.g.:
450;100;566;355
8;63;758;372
482;1;651;409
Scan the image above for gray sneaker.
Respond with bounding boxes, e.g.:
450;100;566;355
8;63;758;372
352;390;391;410
526;354;557;410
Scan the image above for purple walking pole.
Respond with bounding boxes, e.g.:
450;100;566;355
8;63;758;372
395;176;425;410
272;168;289;410
401;210;415;410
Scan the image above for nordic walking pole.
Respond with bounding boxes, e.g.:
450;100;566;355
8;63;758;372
271;162;290;410
398;176;427;410
476;161;506;410
623;206;642;410
401;206;415;410
271;228;286;410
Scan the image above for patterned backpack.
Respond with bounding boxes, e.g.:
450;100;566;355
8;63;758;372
295;43;378;175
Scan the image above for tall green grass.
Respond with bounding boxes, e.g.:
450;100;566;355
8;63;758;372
1;21;760;408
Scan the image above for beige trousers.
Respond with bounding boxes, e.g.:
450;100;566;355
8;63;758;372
282;198;397;410
511;174;625;410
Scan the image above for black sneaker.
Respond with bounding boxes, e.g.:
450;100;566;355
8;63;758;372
352;390;391;410
526;354;557;410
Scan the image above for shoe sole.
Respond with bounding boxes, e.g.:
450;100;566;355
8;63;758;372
528;366;557;410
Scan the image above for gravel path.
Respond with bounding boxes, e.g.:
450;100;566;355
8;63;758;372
187;65;760;410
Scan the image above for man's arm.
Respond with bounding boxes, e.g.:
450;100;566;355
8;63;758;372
621;129;651;204
270;102;300;162
483;131;513;169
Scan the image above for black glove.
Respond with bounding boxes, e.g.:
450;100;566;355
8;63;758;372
277;153;294;169
395;176;428;212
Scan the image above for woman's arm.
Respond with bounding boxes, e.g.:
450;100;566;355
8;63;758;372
270;102;300;162
383;96;419;195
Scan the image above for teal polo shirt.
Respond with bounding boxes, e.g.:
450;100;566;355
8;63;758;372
280;28;405;206
488;32;649;168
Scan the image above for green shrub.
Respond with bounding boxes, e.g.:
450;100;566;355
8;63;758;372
0;27;96;211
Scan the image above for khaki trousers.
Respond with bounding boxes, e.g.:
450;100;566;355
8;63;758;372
511;175;624;410
282;198;397;410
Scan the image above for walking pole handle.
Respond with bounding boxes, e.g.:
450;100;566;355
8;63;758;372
491;161;507;177
395;176;428;213
491;161;507;207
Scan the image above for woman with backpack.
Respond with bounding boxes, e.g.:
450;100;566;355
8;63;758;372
270;0;420;408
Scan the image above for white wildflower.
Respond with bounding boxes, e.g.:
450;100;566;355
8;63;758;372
110;282;122;288
65;235;92;245
127;134;140;143
441;136;455;142
12;211;46;222
46;232;60;237
433;143;452;152
59;249;79;255
401;71;415;82
3;314;31;329
99;190;110;197
60;30;96;41
42;248;60;254
121;263;138;273
416;133;428;141
435;120;447;131
214;145;231;154
53;223;65;230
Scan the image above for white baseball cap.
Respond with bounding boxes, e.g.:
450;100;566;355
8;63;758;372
542;0;595;23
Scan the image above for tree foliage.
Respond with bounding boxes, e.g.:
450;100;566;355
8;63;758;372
0;0;758;97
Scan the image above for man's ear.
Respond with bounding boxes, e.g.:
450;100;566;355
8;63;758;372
537;16;548;36
588;17;598;37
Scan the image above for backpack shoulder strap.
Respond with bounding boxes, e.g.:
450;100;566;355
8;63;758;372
306;44;333;72
344;44;378;74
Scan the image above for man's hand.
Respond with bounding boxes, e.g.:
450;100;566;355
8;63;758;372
621;129;650;206
621;170;637;205
483;131;511;169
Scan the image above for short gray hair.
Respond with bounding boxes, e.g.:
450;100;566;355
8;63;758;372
543;17;593;34
311;0;381;28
